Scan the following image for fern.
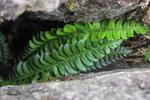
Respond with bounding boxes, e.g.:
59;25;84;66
0;31;9;64
1;19;149;86
16;19;148;62
1;40;131;86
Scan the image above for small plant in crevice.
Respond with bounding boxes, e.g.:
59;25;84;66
0;19;149;86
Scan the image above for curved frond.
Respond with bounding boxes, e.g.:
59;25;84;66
1;39;132;86
17;19;148;62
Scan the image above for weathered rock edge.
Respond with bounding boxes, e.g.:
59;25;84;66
0;0;141;23
0;68;150;100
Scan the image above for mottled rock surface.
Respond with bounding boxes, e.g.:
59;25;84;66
0;0;141;23
0;62;150;100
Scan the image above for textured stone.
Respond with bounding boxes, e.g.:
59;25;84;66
0;0;141;23
24;0;141;22
0;66;150;100
0;0;60;22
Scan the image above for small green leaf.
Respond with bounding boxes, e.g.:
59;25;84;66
130;21;136;28
135;27;149;34
80;54;93;66
85;22;93;30
101;19;108;28
93;22;101;29
127;30;134;37
85;51;98;62
45;31;58;39
74;22;86;32
56;28;68;35
83;32;90;44
120;31;127;39
116;20;123;29
74;56;87;72
63;24;77;33
29;40;40;48
53;66;61;76
41;71;49;79
52;49;64;61
90;65;96;70
113;30;120;39
31;74;40;83
77;40;86;52
100;58;107;66
64;44;74;56
123;21;130;29
104;46;110;54
106;30;113;40
63;61;78;74
51;28;57;35
91;32;98;41
16;61;24;77
94;61;102;69
108;19;115;29
57;63;68;76
98;31;106;39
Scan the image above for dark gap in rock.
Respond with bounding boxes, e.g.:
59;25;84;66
0;18;66;58
0;18;67;78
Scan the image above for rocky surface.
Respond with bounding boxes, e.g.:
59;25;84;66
0;61;150;100
0;0;142;23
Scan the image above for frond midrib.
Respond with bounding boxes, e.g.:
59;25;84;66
20;26;140;61
11;40;120;81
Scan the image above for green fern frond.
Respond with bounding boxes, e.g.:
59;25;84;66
0;31;9;64
1;19;148;86
1;39;131;86
17;19;148;62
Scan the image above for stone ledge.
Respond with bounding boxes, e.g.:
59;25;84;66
0;67;150;100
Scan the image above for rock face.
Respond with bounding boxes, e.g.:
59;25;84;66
0;67;150;100
0;0;60;22
0;0;141;23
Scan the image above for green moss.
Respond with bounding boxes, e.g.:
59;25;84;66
37;76;56;83
65;1;74;10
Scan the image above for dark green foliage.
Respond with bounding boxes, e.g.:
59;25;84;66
1;40;131;86
0;31;9;64
0;19;149;86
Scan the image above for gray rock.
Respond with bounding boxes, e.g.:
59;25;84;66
0;67;150;100
0;0;141;22
0;0;60;21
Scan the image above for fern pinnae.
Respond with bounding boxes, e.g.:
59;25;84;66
2;39;129;86
2;19;148;86
16;19;148;63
